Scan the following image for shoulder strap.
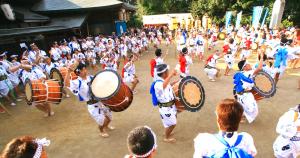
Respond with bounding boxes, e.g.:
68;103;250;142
214;134;230;147
233;135;243;147
78;79;82;90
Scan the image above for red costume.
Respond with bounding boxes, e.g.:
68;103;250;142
179;54;186;73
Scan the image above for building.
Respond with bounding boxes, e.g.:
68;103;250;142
0;0;136;52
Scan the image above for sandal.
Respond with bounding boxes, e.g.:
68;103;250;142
100;132;109;138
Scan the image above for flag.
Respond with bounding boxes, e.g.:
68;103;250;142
261;8;269;28
225;11;232;30
235;11;243;29
252;6;264;29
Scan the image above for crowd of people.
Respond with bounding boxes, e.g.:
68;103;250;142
0;23;300;158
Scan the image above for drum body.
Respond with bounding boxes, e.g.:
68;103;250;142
218;32;226;40
50;67;78;87
172;76;205;112
25;79;62;105
252;71;276;101
90;70;133;112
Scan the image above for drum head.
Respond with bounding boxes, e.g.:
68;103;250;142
218;33;226;40
253;71;276;98
24;79;33;105
50;68;63;83
90;70;121;100
178;76;205;112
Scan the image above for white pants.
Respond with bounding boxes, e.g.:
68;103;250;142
196;46;204;55
204;68;217;80
273;64;287;79
87;103;112;126
237;92;258;123
159;105;177;128
224;54;234;69
0;79;13;96
123;74;134;83
274;135;300;158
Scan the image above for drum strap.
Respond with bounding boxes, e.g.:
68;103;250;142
78;80;84;101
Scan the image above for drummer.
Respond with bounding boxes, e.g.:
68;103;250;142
125;126;157;158
177;47;193;78
150;48;165;80
273;104;300;158
233;50;264;123
123;55;139;93
151;64;178;143
69;63;114;138
204;50;224;82
21;64;54;117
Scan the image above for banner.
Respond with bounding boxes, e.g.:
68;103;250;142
235;11;242;29
115;21;127;36
261;8;269;28
252;6;264;29
225;11;232;30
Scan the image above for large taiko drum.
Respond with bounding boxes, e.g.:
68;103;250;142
90;70;133;112
252;71;276;101
172;76;205;112
50;67;78;87
25;79;63;105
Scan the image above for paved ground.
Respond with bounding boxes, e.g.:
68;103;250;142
0;41;299;158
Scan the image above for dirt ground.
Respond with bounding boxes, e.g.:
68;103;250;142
0;41;299;158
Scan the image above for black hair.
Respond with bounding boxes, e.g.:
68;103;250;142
127;127;155;156
155;49;162;57
238;60;246;71
181;47;188;54
229;38;234;44
258;53;267;61
75;63;86;75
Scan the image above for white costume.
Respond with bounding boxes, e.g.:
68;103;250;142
70;76;112;126
204;54;219;80
193;132;257;158
154;76;177;128
273;106;300;158
0;65;13;96
236;70;258;123
123;61;135;83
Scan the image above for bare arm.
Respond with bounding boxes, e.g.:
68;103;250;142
253;51;264;75
163;69;177;89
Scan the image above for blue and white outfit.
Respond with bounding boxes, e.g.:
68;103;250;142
0;65;13;96
154;77;177;128
70;76;112;126
1;60;20;87
273;46;288;78
273;106;300;158
193;132;257;158
123;62;136;83
233;70;258;123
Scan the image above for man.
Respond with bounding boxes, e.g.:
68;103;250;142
125;126;157;158
150;64;178;143
233;50;264;123
193;99;257;157
28;43;47;65
273;37;289;85
123;55;139;93
177;47;192;78
150;48;165;80
273;104;300;158
49;41;62;63
69;63;114;138
204;50;224;82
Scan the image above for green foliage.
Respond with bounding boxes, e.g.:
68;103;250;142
281;19;294;28
131;0;300;27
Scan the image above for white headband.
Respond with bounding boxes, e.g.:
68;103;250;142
241;61;248;70
156;65;169;74
132;126;157;158
33;138;50;158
